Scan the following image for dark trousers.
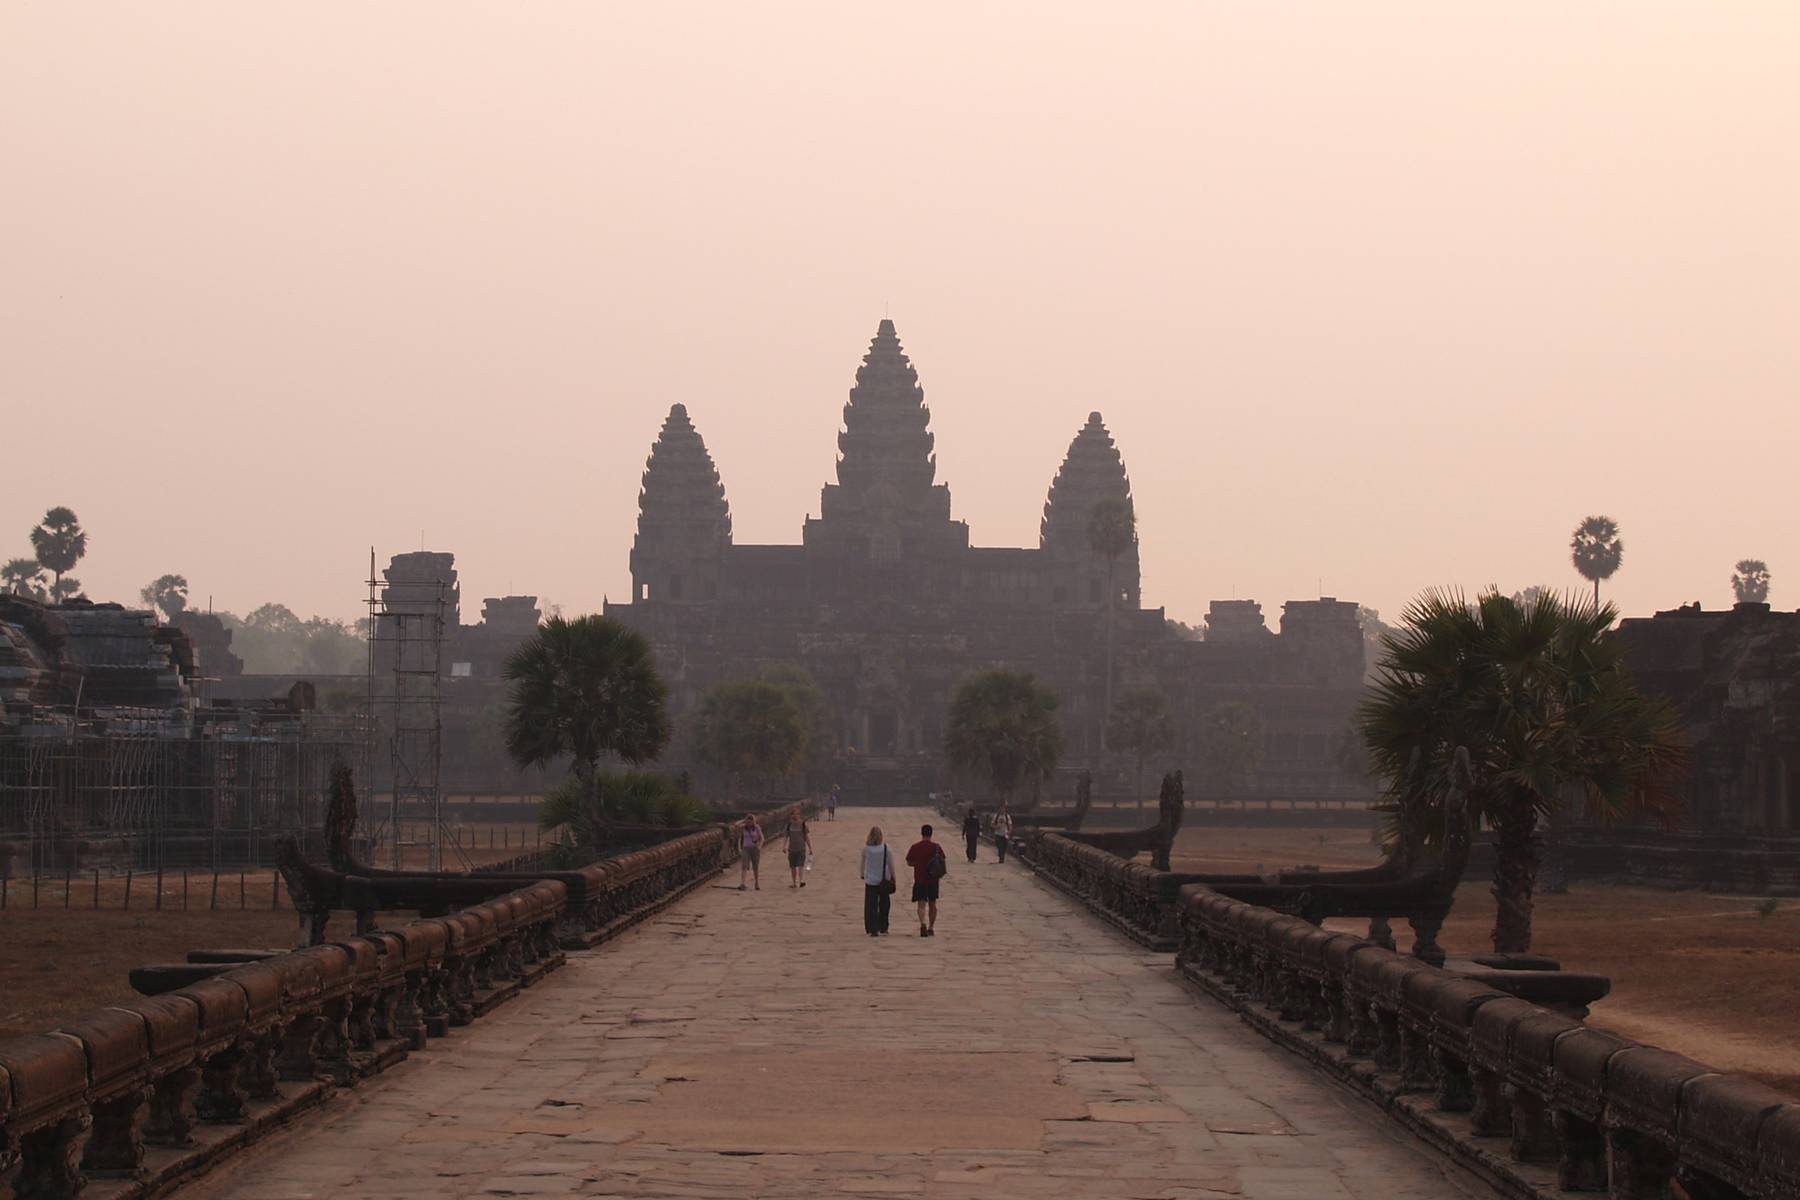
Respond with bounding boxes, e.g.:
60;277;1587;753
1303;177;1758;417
863;885;891;934
995;835;1009;863
965;832;978;862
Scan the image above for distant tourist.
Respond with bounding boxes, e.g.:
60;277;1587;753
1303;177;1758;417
861;826;895;936
785;810;813;888
905;823;947;937
961;806;981;863
738;814;763;891
827;784;839;821
992;804;1014;864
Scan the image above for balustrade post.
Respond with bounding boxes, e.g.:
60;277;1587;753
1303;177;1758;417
1373;1005;1403;1072
1468;1066;1511;1136
82;1086;148;1177
1606;1127;1677;1200
1504;1086;1559;1161
143;1066;200;1147
194;1050;248;1122
1398;1024;1436;1092
394;972;431;1048
1346;989;1380;1059
14;1111;92;1199
1552;1111;1608;1191
313;999;355;1086
1432;1048;1474;1112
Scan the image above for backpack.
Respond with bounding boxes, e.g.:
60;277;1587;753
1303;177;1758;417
925;843;948;881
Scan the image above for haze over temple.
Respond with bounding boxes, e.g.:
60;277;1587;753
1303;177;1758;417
607;319;1364;799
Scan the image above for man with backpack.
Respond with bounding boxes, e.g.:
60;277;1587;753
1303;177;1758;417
904;823;947;937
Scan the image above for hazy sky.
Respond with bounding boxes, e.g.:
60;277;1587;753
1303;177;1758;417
5;4;1796;627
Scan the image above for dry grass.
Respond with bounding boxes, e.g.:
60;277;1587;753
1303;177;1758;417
0;821;542;1041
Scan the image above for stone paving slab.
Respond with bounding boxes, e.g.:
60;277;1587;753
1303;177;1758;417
175;809;1492;1199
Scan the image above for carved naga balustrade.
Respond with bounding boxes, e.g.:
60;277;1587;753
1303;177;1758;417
0;768;795;1200
1173;885;1800;1200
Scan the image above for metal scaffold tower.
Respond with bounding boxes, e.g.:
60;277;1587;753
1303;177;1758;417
367;550;449;871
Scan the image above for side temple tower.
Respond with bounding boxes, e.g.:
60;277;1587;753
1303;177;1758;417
629;403;732;604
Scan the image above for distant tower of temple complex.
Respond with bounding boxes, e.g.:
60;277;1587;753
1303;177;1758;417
629;403;732;604
1040;411;1140;608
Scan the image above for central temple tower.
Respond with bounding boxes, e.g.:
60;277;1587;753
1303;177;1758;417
803;319;969;568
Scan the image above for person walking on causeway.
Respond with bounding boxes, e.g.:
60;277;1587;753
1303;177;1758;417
992;803;1014;864
905;823;947;937
962;805;981;863
738;814;763;891
785;810;813;888
861;826;895;936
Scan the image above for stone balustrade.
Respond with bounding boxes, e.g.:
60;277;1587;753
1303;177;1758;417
0;816;763;1200
1175;885;1800;1199
1019;830;1799;1199
1011;826;1188;949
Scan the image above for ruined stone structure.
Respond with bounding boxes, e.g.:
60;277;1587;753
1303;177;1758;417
0;598;355;872
607;320;1367;801
0;597;197;727
1557;601;1800;891
1616;601;1800;833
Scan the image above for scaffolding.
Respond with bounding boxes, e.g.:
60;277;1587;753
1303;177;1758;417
366;550;467;871
0;707;360;872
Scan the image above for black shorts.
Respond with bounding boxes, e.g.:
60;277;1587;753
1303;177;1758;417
911;880;940;903
788;848;806;869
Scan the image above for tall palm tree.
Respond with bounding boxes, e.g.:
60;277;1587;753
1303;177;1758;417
944;669;1064;805
1360;588;1686;953
29;506;87;599
1731;559;1771;604
1087;497;1136;751
1569;515;1622;603
502;615;670;818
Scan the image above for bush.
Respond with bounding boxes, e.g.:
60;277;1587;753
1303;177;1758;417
538;770;711;837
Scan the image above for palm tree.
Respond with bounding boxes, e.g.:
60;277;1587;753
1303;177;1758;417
502;615;670;819
694;679;808;800
1569;515;1623;603
1731;559;1771;604
1087;497;1136;751
1;558;48;600
29;506;87;599
1359;588;1686;954
140;574;190;620
1106;687;1175;809
943;669;1064;806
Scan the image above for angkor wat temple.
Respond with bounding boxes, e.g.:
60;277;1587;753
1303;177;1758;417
605;320;1367;802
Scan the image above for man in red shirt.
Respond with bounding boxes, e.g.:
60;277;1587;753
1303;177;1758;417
904;823;946;937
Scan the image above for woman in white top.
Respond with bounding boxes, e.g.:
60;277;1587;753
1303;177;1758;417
860;826;895;937
992;805;1015;864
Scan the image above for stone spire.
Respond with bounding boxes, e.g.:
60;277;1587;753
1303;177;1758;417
809;320;961;561
1040;411;1140;606
630;404;731;602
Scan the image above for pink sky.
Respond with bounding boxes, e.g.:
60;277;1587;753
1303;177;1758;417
4;4;1796;626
